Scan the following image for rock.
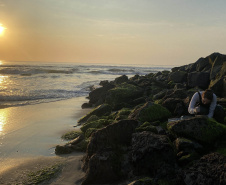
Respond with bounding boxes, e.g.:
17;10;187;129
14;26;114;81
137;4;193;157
86;115;99;122
78;104;112;124
55;145;73;155
132;97;146;105
163;89;188;100
80;118;113;133
131;132;176;178
86;120;139;157
167;117;226;145
187;72;210;89
184;153;226;185
128;102;171;123
82;120;139;184
81;102;92;109
105;83;143;110
210;54;226;80
174;83;186;90
162;98;185;116
174;137;203;153
82;151;123;185
89;84;115;106
168;71;187;83
153;90;168;100
99;80;110;87
195;57;211;72
209;77;225;97
114;75;129;85
135;122;158;134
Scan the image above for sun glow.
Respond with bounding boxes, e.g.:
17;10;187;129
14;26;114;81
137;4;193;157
0;24;6;35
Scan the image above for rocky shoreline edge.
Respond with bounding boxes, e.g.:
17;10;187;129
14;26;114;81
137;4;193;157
56;52;226;185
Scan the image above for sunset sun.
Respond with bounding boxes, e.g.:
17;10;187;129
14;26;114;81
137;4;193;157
0;24;6;35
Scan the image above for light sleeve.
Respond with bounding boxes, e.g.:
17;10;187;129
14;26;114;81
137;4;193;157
207;93;217;118
188;92;199;114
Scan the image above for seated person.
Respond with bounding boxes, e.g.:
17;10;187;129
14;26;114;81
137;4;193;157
188;89;225;123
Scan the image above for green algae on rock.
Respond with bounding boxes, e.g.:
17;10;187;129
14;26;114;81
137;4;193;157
61;130;82;140
129;102;171;123
78;104;112;124
105;82;143;110
80;118;113;133
167;117;226;145
136;121;158;133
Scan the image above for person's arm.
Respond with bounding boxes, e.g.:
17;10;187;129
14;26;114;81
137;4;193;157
207;94;217;118
188;92;199;114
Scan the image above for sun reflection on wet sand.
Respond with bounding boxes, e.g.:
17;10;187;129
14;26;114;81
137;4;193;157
0;109;8;134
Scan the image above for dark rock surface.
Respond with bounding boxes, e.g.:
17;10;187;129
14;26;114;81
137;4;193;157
184;153;226;185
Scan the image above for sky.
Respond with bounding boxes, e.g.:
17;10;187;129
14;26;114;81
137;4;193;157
0;0;226;65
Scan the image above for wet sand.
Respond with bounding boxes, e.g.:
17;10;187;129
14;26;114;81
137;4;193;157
0;97;91;184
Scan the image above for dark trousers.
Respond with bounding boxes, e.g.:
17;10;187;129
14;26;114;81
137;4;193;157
197;104;225;123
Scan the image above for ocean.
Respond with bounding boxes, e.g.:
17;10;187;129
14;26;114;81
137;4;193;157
0;61;173;108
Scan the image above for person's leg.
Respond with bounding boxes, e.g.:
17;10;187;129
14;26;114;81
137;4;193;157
198;105;209;115
213;105;225;123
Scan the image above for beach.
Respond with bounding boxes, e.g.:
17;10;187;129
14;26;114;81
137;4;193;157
0;97;91;184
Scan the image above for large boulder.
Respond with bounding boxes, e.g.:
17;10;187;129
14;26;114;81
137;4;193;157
168;71;187;83
167;117;226;145
162;98;186;116
131;132;177;178
128;102;171;123
162;89;188;100
195;57;211;72
187;72;210;89
105;83;143;110
82;151;122;185
82;120;139;184
114;75;129;85
78;104;112;124
209;61;226;97
184;153;226;185
88;84;115;106
85;119;138;157
210;54;226;80
209;77;225;97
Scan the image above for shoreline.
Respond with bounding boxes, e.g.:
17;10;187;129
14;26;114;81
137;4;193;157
0;96;91;184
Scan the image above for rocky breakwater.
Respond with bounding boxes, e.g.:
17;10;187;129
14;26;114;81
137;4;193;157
55;52;226;185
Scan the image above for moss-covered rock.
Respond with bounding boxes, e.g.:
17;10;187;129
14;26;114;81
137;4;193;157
168;71;187;83
85;128;98;138
71;139;89;152
55;145;73;155
105;83;143;110
86;115;99;122
168;117;226;145
178;152;200;166
129;102;171;122
114;108;132;121
61;130;82;140
78;104;112;124
81;119;113;133
136;121;158;133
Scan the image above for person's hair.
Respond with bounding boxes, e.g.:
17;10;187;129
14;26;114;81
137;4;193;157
202;89;213;101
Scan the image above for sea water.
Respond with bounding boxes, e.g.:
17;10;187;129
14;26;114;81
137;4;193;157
0;61;173;108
